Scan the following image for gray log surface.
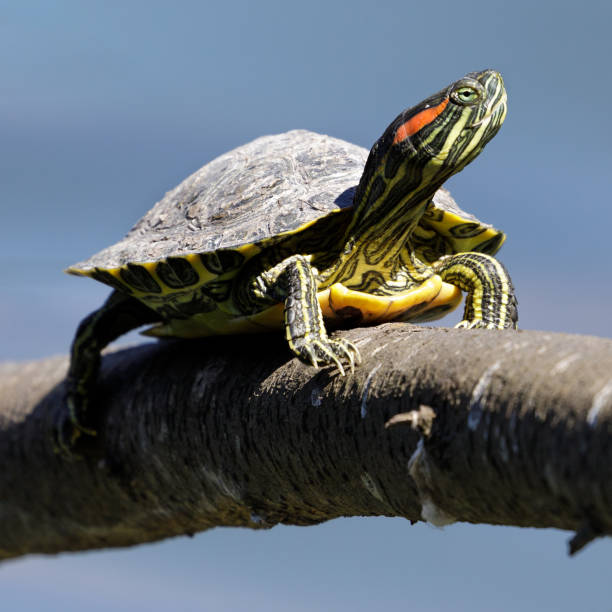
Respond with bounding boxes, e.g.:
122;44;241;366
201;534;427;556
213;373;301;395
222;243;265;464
1;323;611;560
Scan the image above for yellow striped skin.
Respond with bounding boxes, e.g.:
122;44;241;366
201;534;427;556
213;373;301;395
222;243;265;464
60;70;517;450
433;253;516;329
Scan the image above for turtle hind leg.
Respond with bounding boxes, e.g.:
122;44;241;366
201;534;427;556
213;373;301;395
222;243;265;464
433;253;518;330
260;255;361;374
59;290;160;454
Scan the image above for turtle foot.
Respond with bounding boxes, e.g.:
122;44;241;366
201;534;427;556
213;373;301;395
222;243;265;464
455;319;514;330
53;397;98;460
293;336;361;376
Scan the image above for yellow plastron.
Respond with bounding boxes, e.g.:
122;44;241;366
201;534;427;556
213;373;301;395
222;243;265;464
318;275;461;325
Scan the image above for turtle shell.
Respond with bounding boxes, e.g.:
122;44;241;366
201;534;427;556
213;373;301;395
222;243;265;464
68;130;504;275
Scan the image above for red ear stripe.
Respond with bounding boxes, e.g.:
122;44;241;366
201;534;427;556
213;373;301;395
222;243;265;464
393;97;449;145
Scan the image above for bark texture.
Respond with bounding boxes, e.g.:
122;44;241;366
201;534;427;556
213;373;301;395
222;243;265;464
1;323;611;560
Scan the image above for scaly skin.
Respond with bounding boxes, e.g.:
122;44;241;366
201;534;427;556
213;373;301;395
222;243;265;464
57;291;158;454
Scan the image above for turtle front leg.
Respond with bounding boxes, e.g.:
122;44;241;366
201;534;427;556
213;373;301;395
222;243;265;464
433;252;518;329
260;255;361;375
59;290;160;454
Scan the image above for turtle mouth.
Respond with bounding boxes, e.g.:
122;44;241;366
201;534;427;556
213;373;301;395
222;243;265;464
468;90;507;128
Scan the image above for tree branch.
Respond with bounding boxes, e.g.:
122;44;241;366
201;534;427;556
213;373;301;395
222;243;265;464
1;323;611;560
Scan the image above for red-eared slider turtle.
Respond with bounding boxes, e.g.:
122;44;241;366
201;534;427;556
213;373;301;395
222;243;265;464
62;69;517;447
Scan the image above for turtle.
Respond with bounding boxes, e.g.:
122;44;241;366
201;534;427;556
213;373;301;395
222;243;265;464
61;68;517;448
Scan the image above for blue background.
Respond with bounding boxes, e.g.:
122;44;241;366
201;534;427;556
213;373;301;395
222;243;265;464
2;1;611;609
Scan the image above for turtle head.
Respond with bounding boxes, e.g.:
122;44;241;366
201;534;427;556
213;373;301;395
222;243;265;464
389;69;507;174
343;70;506;262
353;70;506;219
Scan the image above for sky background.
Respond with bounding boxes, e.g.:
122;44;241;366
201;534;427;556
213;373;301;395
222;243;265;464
2;1;611;610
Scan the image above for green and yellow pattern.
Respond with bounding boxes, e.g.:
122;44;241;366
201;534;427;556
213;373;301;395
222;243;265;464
61;69;517;449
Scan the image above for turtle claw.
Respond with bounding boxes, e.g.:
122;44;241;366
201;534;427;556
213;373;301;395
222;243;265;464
320;343;346;376
332;338;360;375
53;421;83;460
293;336;360;376
341;339;361;371
313;339;346;376
456;319;479;329
53;396;98;459
328;352;346;377
456;319;501;330
302;344;321;369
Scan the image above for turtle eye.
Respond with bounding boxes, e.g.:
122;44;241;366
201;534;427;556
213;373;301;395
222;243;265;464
451;86;481;105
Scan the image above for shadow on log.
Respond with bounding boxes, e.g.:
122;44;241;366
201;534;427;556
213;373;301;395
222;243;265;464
1;323;611;560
